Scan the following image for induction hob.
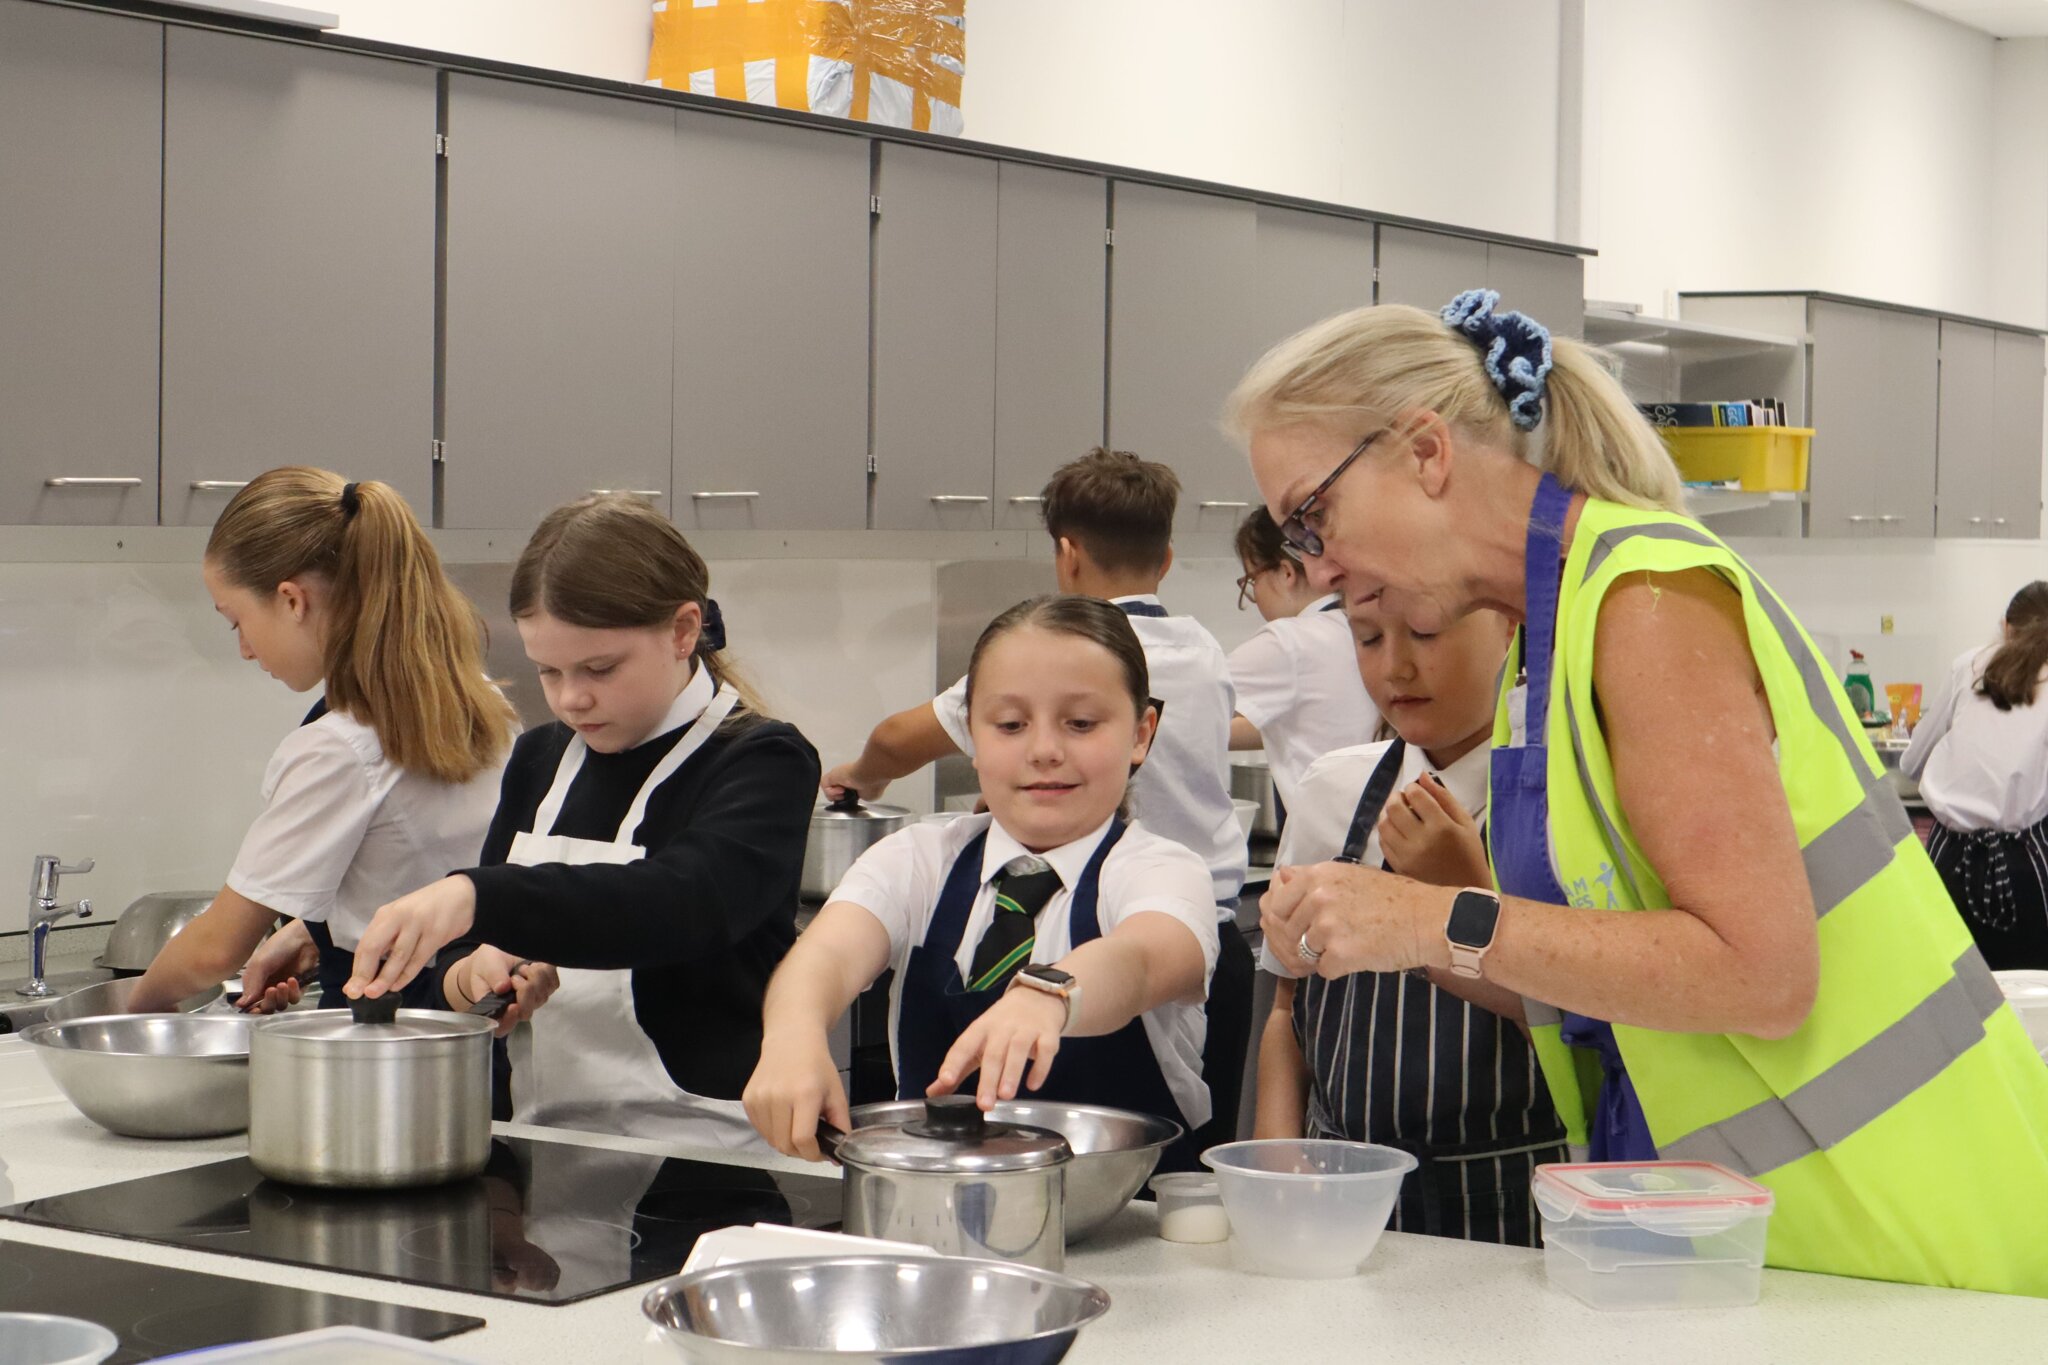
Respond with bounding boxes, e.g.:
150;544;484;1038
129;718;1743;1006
0;1135;843;1305
0;1239;482;1363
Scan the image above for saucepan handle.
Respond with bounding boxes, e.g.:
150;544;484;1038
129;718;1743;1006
815;1121;847;1164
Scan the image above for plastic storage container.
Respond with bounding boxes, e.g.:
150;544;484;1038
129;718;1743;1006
1202;1140;1416;1277
1996;970;2048;1061
1532;1161;1775;1310
1659;426;1812;492
1149;1171;1229;1243
0;1314;118;1365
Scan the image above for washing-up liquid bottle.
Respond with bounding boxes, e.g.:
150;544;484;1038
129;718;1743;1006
1843;650;1876;719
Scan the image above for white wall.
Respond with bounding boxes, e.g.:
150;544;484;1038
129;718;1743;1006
332;0;651;83
1584;0;2003;320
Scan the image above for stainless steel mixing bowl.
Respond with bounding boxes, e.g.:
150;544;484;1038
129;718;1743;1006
22;1014;252;1139
851;1099;1181;1242
642;1255;1111;1364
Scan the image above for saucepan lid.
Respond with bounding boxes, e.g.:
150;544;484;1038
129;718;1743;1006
821;1095;1071;1174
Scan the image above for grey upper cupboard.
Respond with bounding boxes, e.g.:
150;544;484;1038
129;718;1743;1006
161;29;435;526
1991;330;2045;539
672;113;870;532
1107;184;1263;531
871;145;999;531
0;0;161;526
1808;301;1938;539
443;76;677;529
1253;206;1374;356
1376;226;1583;338
994;165;1107;532
1936;322;1998;538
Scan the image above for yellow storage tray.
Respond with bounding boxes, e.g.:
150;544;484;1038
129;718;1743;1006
1657;425;1812;493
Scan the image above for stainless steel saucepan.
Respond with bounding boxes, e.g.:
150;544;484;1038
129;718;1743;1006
249;993;494;1188
801;792;913;901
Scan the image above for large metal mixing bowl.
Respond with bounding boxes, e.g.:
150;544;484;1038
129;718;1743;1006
0;977;222;1034
642;1255;1111;1365
22;1014;252;1139
851;1099;1181;1242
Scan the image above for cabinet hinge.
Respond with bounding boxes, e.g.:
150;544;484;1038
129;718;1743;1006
869;194;882;217
1371;265;1382;283
435;133;449;158
866;454;878;475
1104;228;1115;248
431;439;446;464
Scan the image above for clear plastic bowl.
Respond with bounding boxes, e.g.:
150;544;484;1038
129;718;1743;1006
0;1314;119;1365
1202;1140;1416;1277
1149;1171;1229;1243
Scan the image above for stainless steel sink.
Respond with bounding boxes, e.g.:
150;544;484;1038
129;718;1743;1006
0;968;119;1033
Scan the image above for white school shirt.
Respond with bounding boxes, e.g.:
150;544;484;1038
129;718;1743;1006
933;594;1247;907
829;811;1220;1128
1901;645;2048;833
1257;737;1491;976
227;706;508;949
1227;593;1381;812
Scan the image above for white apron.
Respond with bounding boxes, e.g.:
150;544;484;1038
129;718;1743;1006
506;673;764;1152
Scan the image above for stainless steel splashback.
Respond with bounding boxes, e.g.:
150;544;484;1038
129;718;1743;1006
932;558;1056;807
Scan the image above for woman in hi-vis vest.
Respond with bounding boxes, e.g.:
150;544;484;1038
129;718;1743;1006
1233;290;2048;1297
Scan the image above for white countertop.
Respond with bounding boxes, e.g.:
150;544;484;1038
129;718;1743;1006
1;1036;2043;1364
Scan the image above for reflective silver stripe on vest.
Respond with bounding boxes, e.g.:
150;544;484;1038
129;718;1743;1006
1563;693;1645;906
1658;946;2006;1177
1577;521;1912;917
1525;998;1563;1029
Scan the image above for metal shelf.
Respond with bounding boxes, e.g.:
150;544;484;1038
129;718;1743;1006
1585;309;1805;360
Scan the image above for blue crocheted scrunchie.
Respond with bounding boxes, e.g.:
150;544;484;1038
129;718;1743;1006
699;597;727;653
1441;288;1554;432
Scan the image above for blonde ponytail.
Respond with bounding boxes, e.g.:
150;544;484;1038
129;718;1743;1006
207;467;516;784
1224;303;1686;515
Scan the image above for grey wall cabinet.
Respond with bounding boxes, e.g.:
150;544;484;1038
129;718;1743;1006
1377;226;1583;338
872;145;999;531
1936;322;1998;538
443;77;677;529
1992;330;2045;539
0;0;162;526
1808;301;1937;538
161;30;434;526
1253;206;1374;356
993;165;1107;532
1108;183;1263;531
672;114;870;532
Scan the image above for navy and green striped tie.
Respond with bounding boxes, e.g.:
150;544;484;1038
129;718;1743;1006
966;856;1063;992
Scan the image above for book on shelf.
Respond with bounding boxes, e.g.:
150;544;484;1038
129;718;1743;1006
1638;398;1787;428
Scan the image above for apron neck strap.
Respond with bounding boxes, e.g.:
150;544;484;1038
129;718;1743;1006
1337;739;1407;866
1519;473;1574;749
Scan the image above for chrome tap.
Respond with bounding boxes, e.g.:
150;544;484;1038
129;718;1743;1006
20;855;94;999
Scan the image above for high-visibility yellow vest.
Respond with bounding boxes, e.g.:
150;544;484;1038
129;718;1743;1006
1493;497;2048;1296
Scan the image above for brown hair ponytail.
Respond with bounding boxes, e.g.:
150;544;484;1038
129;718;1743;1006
509;494;770;721
207;467;515;783
1978;581;2048;711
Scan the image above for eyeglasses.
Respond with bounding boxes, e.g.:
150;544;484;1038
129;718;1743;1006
1278;428;1385;558
1234;571;1259;610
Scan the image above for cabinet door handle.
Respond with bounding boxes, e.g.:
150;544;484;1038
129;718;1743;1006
590;488;664;499
190;480;249;492
1878;514;1902;524
929;495;991;505
1007;495;1044;504
1995;517;2009;526
1198;500;1251;510
1844;515;1871;524
44;477;144;489
1969;516;1986;525
690;490;760;501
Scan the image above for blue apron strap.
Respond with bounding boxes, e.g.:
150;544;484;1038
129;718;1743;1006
1337;740;1408;867
923;829;990;962
1519;472;1572;748
1059;819;1128;944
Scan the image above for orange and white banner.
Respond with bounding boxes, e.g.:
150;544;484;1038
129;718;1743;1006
648;0;965;134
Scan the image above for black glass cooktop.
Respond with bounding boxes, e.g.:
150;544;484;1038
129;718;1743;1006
0;1240;482;1363
0;1136;842;1305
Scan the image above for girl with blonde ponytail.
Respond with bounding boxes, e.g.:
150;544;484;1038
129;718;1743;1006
132;467;527;1019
